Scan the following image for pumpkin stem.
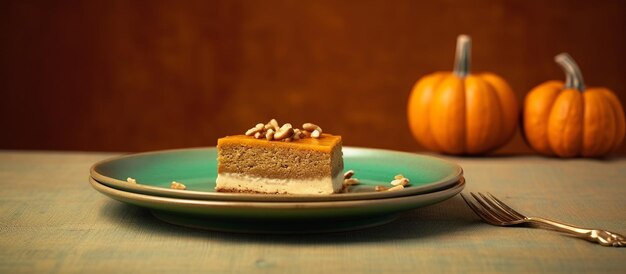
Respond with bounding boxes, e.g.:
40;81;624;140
554;53;586;91
453;34;471;78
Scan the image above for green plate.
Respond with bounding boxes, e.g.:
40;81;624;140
90;177;465;233
91;147;463;202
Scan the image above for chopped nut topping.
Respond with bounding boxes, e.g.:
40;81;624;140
391;174;410;186
343;178;360;186
345;172;411;192
343;170;355;179
293;128;302;140
265;129;275;140
311;129;321;138
170;181;186;190
244;119;327;142
391;178;410;186
342;170;359;187
374;185;388;192
126;177;137;184
245;124;264;136
303;123;323;138
302;123;321;132
268;119;279;130
387;185;405;191
274;124;294;140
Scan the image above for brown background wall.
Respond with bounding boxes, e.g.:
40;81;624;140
1;0;625;155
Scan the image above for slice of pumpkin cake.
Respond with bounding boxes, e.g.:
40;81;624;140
216;120;344;195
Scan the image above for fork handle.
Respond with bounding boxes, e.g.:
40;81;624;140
526;217;625;247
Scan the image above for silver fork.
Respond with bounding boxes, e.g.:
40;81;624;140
461;192;625;247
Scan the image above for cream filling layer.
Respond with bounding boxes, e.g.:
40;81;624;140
215;172;344;195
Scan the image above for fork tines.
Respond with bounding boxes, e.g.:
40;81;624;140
461;192;526;226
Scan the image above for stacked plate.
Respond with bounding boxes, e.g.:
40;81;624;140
90;147;464;233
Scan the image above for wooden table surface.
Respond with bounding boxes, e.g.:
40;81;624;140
0;150;624;273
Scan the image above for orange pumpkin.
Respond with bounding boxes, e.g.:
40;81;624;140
522;53;625;157
407;35;519;155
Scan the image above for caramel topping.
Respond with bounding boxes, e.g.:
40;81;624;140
218;134;341;153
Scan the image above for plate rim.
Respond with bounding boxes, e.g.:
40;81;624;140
91;176;465;234
90;176;465;210
90;146;463;202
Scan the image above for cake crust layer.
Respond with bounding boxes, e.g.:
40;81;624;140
216;172;344;195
